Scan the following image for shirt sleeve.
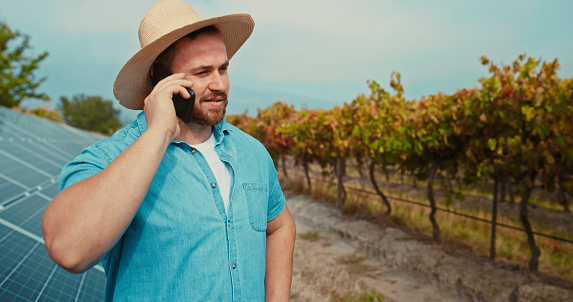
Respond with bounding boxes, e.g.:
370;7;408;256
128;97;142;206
57;139;123;277
58;140;113;192
266;155;286;222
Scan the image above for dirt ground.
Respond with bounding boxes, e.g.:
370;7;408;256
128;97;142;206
287;192;573;302
290;203;460;301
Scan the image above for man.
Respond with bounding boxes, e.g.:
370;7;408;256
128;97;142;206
41;0;296;301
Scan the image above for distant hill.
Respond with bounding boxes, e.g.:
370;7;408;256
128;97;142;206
226;85;339;116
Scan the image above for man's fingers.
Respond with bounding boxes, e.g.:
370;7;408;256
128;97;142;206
155;73;193;91
155;81;194;99
178;87;194;99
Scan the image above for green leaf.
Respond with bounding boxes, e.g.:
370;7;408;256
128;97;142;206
487;138;497;151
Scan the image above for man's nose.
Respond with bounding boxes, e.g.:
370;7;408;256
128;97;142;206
208;71;226;91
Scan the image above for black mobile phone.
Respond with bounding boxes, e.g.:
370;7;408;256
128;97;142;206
151;61;195;124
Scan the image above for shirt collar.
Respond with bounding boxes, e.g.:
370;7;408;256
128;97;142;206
213;119;232;145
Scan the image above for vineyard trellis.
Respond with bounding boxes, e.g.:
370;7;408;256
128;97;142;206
227;54;573;272
300;171;573;245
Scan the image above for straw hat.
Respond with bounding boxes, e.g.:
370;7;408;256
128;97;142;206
113;0;254;109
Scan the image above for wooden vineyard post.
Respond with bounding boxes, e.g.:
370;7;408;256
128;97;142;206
336;157;347;208
490;178;499;261
427;160;441;241
303;154;312;195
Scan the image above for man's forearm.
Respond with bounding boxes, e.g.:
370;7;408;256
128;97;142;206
265;207;296;301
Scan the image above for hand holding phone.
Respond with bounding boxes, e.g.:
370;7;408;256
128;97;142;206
151;61;195;124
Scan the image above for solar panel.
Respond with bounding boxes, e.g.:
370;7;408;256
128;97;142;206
0;106;106;301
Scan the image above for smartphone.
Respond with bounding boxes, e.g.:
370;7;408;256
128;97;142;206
151;61;195;124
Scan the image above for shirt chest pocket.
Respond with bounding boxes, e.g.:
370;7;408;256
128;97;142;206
242;182;269;232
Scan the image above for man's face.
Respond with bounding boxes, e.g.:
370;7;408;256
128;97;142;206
171;32;229;126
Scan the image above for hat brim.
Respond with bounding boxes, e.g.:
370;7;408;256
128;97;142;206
113;14;254;110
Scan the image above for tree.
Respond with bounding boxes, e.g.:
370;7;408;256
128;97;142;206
0;21;49;107
60;95;122;136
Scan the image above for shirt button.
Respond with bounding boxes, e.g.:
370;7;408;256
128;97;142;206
227;220;231;227
211;182;217;188
191;149;196;154
232;263;236;269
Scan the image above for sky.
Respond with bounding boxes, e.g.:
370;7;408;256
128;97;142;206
2;0;573;122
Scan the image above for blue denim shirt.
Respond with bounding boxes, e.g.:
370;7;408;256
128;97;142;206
59;112;286;301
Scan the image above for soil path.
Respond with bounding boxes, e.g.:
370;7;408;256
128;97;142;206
287;193;573;302
289;192;460;302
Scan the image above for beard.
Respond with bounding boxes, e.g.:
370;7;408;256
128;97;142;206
189;91;228;126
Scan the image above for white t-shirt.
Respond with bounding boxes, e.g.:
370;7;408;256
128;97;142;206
191;133;232;215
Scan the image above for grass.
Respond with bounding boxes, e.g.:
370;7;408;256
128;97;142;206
385;195;573;279
280;165;573;282
300;270;315;278
338;255;366;264
311;184;337;205
331;291;385;302
427;207;569;279
300;231;321;242
337;254;378;276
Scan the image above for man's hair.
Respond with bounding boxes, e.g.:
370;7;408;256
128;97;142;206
155;25;221;72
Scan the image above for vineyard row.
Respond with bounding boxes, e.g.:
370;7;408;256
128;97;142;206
226;54;573;272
